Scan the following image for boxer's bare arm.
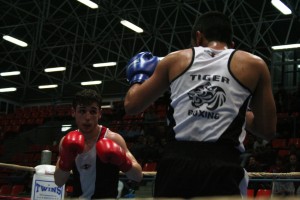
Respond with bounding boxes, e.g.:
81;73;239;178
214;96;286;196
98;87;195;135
54;137;71;187
125;49;192;114
106;131;143;182
54;159;71;187
231;51;276;141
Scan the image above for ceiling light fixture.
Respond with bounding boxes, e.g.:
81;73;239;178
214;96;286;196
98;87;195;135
44;67;66;72
271;0;292;15
0;87;17;92
120;20;143;33
101;105;113;109
93;62;117;68
271;44;300;50
38;84;58;89
81;80;102;85
3;35;28;47
77;0;98;9
0;71;21;76
61;124;72;132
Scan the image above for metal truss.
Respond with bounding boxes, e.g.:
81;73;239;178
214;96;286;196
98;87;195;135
0;0;299;105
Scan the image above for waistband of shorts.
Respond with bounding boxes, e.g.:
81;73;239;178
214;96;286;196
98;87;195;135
163;140;241;164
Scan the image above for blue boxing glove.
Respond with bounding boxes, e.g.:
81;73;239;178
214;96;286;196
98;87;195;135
126;52;159;85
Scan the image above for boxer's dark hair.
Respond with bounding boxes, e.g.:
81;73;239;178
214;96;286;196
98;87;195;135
72;89;102;109
191;11;233;47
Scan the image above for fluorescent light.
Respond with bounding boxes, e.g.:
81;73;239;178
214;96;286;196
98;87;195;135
93;62;117;68
44;67;66;72
101;105;113;109
271;44;300;50
81;80;102;85
62;124;72;127
0;87;17;92
271;0;292;15
3;35;28;47
61;124;72;132
120;20;143;33
38;84;58;89
298;65;300;69
0;71;21;76
77;0;98;9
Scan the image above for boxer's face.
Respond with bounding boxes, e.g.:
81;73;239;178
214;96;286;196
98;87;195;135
73;102;101;134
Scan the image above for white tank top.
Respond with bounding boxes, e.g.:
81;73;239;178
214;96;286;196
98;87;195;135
169;47;252;151
75;126;107;199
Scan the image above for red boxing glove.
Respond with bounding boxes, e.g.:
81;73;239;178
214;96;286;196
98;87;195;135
96;138;132;172
58;130;84;171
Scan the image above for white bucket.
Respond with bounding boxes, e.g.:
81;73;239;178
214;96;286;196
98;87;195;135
31;173;65;200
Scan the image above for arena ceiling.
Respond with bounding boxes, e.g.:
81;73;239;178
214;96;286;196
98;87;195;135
0;0;299;106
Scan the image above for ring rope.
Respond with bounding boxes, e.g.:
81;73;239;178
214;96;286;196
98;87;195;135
0;162;35;172
248;172;300;178
1;162;300;179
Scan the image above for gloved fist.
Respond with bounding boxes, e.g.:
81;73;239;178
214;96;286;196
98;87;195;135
126;51;159;85
96;138;132;172
58;130;84;171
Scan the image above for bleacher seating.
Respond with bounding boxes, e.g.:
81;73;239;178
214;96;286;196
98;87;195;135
142;162;157;172
247;189;254;199
0;104;76;134
288;138;300;148
0;184;12;195
255;189;272;199
10;184;25;196
271;139;287;149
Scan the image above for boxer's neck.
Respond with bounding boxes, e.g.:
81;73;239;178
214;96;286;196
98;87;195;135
207;41;228;50
83;125;100;142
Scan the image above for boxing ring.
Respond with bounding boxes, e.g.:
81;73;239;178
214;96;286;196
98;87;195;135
1;162;300;199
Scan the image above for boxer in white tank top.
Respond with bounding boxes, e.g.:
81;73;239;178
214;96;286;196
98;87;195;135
75;128;101;199
170;47;250;151
124;11;276;198
54;89;143;199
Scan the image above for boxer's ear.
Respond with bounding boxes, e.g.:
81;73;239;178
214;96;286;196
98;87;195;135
196;31;202;46
98;109;102;120
71;107;75;117
231;41;235;48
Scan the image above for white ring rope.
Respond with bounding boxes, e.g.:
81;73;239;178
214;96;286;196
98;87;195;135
1;162;300;179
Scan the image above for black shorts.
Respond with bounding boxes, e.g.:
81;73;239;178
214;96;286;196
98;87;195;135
154;141;245;198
